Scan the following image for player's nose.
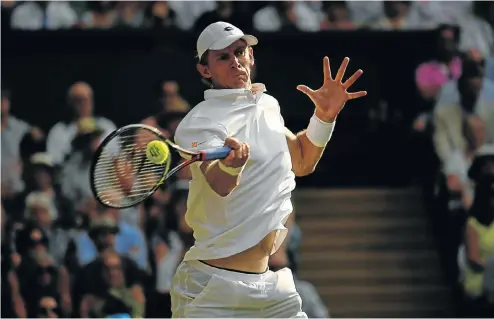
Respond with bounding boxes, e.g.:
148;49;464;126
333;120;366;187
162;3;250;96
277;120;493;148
230;55;241;69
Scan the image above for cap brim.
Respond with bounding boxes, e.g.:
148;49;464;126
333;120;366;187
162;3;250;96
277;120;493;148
209;34;258;51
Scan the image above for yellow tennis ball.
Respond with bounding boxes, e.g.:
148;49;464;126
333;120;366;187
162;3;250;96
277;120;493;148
146;140;169;165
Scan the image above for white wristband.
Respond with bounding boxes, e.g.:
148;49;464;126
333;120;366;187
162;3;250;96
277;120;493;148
306;114;335;147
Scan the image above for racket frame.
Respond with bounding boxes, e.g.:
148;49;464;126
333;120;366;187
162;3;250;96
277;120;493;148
90;124;227;209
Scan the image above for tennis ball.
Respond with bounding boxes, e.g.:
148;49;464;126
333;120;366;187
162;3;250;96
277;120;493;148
146;140;169;165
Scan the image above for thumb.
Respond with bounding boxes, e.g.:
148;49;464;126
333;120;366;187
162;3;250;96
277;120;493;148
296;85;315;97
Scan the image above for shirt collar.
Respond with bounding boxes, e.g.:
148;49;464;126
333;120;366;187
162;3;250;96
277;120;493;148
204;83;267;100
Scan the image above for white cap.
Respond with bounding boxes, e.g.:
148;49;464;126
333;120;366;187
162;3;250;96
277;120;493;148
196;21;258;60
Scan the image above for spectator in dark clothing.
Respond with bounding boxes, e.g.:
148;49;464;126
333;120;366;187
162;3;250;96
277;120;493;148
193;1;252;35
12;222;66;318
78;250;145;318
142;1;178;30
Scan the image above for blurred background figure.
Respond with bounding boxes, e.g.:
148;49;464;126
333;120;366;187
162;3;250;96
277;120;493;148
46;82;116;166
369;1;420;30
193;1;252;35
80;1;117;29
253;1;320;32
10;1;77;30
319;1;356;31
3;1;494;317
142;1;177;30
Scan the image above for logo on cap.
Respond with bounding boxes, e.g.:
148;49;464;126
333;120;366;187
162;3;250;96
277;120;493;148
224;26;233;32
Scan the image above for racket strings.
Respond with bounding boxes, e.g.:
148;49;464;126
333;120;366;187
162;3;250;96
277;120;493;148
93;130;169;207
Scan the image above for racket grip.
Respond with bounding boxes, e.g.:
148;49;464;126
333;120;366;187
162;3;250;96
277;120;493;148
200;147;232;161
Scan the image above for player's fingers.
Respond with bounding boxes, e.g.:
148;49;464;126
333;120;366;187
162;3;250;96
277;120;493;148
233;148;244;160
223;151;235;163
342;69;363;89
348;91;368;100
243;143;250;158
224;137;242;150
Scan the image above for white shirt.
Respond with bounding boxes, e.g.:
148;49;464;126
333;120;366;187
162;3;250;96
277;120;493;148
46;117;116;165
174;84;296;261
253;3;321;32
10;1;77;30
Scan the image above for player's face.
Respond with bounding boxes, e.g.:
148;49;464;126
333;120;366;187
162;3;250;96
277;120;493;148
198;40;254;89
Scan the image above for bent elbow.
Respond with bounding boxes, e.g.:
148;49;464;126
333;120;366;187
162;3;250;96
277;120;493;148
216;189;233;197
294;164;316;177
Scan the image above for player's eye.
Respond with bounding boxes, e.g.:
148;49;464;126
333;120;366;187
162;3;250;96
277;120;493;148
219;54;230;60
235;48;246;56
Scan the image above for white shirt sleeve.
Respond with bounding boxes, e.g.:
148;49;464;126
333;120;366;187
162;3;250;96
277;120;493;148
46;122;69;165
174;116;228;155
444;149;468;183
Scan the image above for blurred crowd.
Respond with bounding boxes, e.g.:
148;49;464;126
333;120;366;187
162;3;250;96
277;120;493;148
1;0;494;318
0;1;492;56
409;23;494;318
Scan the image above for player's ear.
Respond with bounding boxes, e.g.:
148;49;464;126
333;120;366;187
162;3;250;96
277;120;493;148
197;64;212;79
248;47;254;67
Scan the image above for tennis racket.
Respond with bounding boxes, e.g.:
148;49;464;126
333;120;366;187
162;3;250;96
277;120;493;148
90;124;231;209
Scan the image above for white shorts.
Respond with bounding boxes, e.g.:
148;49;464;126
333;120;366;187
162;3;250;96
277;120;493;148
170;260;308;318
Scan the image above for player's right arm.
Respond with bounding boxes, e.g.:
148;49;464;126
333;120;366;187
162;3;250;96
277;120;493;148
174;116;249;197
199;137;249;197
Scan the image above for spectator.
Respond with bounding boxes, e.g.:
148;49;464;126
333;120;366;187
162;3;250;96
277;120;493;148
462;177;494;315
412;0;473;26
142;81;190;138
443;115;488;210
416;25;462;104
24;193;62;260
369;1;423;30
459;1;494;58
145;195;183;318
167;0;216;31
1;89;44;203
12;223;66;317
142;1;178;30
346;0;384;26
78;250;145;318
73;210;149;271
59;118;105;209
80;1;117;29
16;153;70;222
114;1;145;29
10;1;77;30
253;1;320;32
413;25;462;136
433;57;490;165
46;82;116;166
161;81;190;114
319;1;357;31
193;1;252;35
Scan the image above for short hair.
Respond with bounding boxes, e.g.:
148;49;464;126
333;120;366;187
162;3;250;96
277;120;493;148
197;49;209;66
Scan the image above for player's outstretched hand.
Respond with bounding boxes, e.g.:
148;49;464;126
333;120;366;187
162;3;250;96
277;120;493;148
221;137;250;168
297;56;367;122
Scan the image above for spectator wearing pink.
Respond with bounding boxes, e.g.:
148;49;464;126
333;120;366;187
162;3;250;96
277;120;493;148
415;25;462;101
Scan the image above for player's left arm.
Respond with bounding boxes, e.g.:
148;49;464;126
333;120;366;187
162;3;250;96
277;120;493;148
286;56;367;176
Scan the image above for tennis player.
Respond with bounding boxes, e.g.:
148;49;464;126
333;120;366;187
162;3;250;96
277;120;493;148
171;21;367;318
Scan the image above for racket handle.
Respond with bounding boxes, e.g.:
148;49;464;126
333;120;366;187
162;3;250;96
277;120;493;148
200;147;232;161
